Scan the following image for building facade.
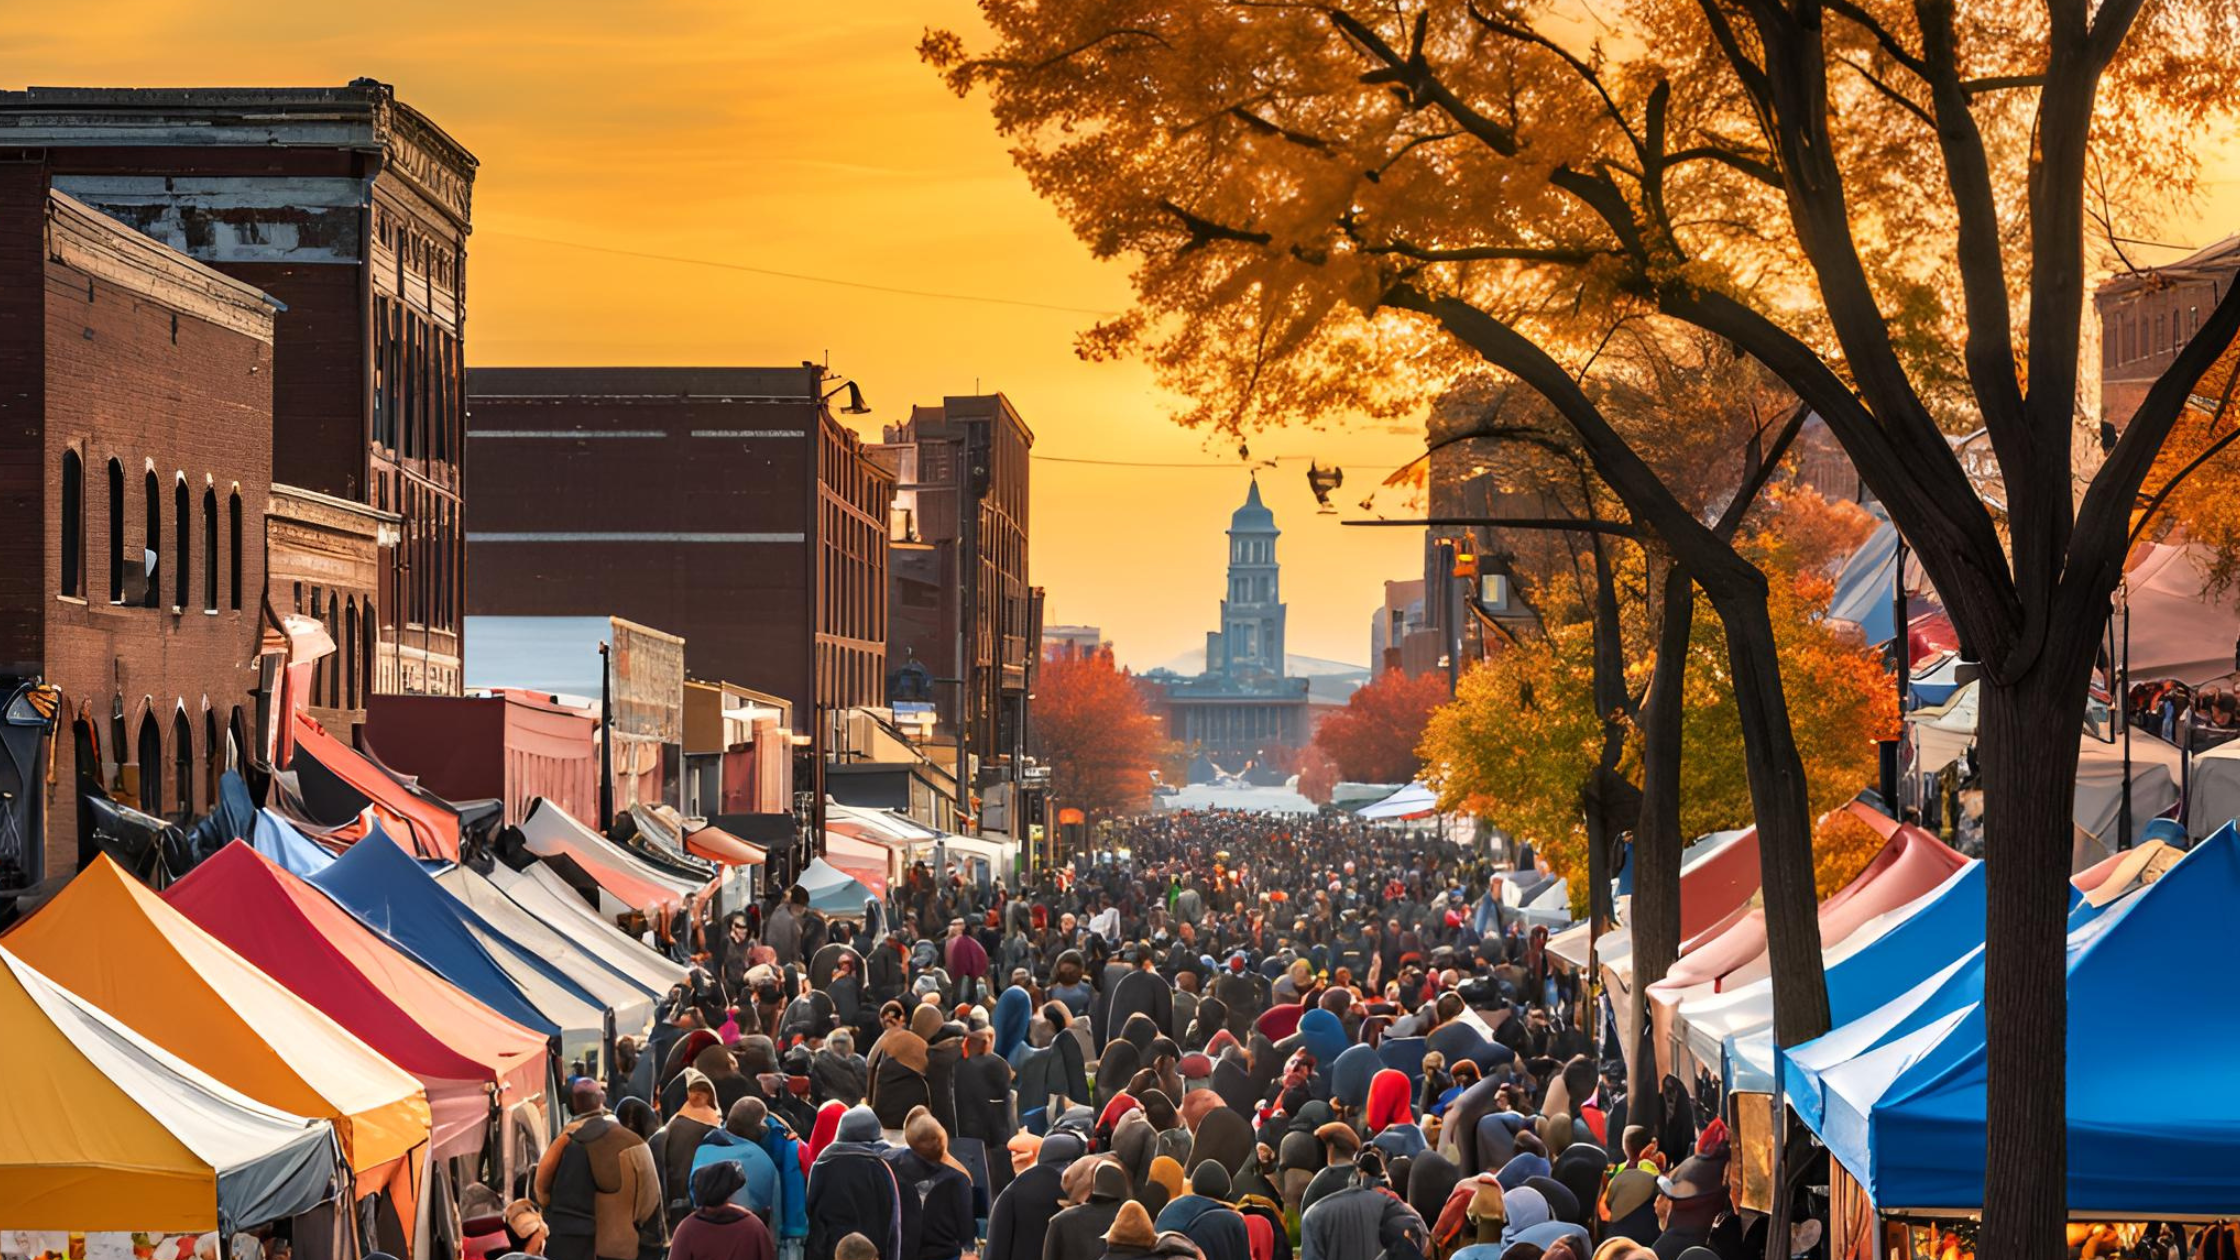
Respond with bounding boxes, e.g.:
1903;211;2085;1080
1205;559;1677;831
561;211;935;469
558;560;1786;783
0;81;479;698
0;179;279;895
465;365;892;722
2097;237;2240;430
265;484;396;731
867;394;1034;823
1147;480;1310;782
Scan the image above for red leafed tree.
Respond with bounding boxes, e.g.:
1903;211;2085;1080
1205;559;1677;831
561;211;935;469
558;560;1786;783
1312;669;1448;787
1033;646;1167;817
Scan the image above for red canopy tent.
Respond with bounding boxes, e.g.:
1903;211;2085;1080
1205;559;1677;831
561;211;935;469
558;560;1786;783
165;842;548;1159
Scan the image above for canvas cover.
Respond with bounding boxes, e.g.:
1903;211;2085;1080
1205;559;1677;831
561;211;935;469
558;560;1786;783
2122;542;2240;686
0;946;340;1232
438;864;660;1034
5;858;430;1176
1781;825;2240;1216
519;797;696;911
289;711;461;861
2073;729;2184;854
795;857;878;915
165;843;547;1159
491;862;690;994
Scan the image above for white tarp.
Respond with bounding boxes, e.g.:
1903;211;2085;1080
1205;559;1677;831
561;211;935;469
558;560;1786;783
2074;730;2184;856
2123;543;2240;686
1358;782;1436;819
493;863;689;994
438;866;659;1035
1910;681;1981;773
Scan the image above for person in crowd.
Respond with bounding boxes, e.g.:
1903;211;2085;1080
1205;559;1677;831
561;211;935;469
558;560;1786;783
806;1106;903;1260
534;1081;662;1260
885;1107;975;1260
668;1163;776;1260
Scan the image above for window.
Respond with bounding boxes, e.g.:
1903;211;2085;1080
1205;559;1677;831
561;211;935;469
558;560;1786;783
228;491;242;609
344;600;359;708
136;712;162;814
201;488;218;612
227;708;248;773
142;471;159;608
173;477;189;609
60;450;82;597
172;708;193;820
204;708;219;807
108;459;124;603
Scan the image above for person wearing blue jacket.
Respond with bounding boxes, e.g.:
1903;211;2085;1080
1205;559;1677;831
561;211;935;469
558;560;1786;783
693;1100;781;1223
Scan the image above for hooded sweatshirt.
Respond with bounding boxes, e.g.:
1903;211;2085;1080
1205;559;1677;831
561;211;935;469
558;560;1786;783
986;1132;1086;1260
1155;1165;1253;1260
887;1108;974;1260
805;1106;901;1260
1043;1160;1131;1260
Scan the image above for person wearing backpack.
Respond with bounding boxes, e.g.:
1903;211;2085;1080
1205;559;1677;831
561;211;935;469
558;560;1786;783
533;1081;661;1260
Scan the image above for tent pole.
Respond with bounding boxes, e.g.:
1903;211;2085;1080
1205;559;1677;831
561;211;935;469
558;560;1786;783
2120;588;2133;851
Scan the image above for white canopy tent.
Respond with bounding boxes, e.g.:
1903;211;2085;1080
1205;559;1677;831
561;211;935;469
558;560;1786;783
491;863;689;995
1358;781;1437;820
2074;730;2184;866
2122;543;2240;686
2192;739;2240;839
438;865;659;1035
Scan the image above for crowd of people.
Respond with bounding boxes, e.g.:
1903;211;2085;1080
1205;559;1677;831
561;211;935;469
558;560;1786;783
500;809;1804;1260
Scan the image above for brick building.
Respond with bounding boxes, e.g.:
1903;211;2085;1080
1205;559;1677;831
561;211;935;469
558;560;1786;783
265;483;394;731
0;177;279;894
2097;237;2240;429
464;364;894;725
868;394;1035;811
0;81;479;697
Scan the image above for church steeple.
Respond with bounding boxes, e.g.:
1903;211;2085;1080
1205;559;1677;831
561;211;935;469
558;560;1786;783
1214;477;1286;680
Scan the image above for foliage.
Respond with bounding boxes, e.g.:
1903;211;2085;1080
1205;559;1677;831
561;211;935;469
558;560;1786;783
1033;646;1169;817
1311;668;1451;786
2141;390;2240;590
1420;545;1896;915
1812;808;1896;901
1296;745;1341;805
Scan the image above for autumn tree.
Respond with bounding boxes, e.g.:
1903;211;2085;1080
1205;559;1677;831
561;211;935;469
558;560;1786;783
1312;667;1449;785
1032;646;1169;817
929;0;2240;1242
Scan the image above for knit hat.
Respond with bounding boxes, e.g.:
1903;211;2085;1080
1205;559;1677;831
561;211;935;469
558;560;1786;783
1314;1121;1361;1157
1103;1201;1158;1249
1148;1154;1186;1200
1189;1161;1231;1199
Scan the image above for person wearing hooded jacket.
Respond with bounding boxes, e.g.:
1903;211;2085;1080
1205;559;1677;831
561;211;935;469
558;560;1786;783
983;1131;1085;1260
1364;1070;1427;1162
670;1162;777;1260
1299;1150;1422;1260
867;1003;933;1130
1154;1163;1252;1260
954;1025;1018;1194
690;1099;781;1224
654;1070;727;1222
535;1082;663;1260
886;1107;974;1260
806;1106;902;1260
1043;1159;1131;1260
1096;1202;1202;1260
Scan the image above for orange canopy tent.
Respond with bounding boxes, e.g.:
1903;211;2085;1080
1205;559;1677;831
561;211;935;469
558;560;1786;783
289;711;462;861
165;842;547;1159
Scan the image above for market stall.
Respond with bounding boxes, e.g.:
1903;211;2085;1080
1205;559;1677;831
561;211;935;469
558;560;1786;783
518;797;698;915
488;861;690;996
437;863;662;1036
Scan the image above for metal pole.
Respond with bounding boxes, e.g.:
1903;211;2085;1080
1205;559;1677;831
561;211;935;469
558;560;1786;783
1886;538;1910;812
2119;588;2133;850
598;641;614;831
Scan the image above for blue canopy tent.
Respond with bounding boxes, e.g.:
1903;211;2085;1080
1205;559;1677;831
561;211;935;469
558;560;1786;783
308;834;565;1037
1781;824;2240;1217
795;857;877;916
249;809;337;876
1828;513;1900;644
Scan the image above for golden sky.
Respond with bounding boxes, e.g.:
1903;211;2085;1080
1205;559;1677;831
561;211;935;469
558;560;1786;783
0;0;1429;671
9;0;2235;670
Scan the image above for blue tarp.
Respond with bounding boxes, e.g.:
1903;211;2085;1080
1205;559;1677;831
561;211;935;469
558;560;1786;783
1782;825;2240;1215
309;834;559;1035
1828;512;1899;644
796;858;877;916
250;809;338;876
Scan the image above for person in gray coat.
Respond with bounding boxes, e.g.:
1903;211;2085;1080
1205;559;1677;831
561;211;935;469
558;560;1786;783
1300;1150;1423;1260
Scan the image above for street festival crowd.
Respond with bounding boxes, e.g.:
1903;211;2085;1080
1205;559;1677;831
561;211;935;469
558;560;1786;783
503;809;1802;1260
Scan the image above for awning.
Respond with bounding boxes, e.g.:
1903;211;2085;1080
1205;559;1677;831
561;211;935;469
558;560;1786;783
0;945;341;1232
5;858;430;1177
795;857;879;916
2122;542;2240;686
310;835;602;1044
166;843;548;1159
251;807;340;875
1358;781;1437;820
821;830;895;895
520;797;698;912
2074;729;2184;859
437;864;660;1034
489;862;689;995
289;711;461;861
683;822;766;867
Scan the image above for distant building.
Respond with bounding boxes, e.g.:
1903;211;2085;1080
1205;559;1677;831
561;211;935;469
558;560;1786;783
866;394;1035;832
265;485;396;731
0;180;280;896
1146;480;1311;782
465;366;893;720
0;81;480;697
1371;579;1434;676
1043;625;1105;659
2097;237;2240;429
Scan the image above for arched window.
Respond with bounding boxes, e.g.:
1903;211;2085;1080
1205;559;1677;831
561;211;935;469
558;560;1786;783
172;707;193;820
343;599;359;708
136;711;162;814
228;491;243;610
107;459;124;603
173;476;189;610
204;708;219;806
227;707;249;773
142;470;159;608
60;450;82;597
201;488;218;611
307;590;325;704
361;603;377;701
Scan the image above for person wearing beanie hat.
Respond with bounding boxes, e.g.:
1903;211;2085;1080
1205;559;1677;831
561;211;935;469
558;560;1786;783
666;1161;773;1260
804;1106;900;1260
1045;1161;1133;1260
1299;1123;1363;1216
1097;1203;1160;1260
887;1107;973;1260
1145;1154;1187;1215
1154;1162;1251;1260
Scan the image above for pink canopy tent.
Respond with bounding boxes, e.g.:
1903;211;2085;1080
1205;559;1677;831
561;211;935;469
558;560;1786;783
1645;824;1967;1078
821;831;893;897
1677;828;1762;940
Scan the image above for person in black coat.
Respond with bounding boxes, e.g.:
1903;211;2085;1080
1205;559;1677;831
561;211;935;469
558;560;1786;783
953;1027;1017;1196
1107;965;1174;1049
1153;1163;1251;1260
806;1106;902;1260
1042;1159;1129;1260
983;1132;1083;1260
887;1108;974;1260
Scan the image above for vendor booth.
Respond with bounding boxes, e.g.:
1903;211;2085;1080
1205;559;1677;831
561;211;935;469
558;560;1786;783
437;864;662;1036
489;861;690;996
518;797;698;916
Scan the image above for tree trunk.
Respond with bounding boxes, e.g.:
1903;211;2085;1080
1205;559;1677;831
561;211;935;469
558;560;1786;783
1701;577;1831;1046
1584;533;1635;937
1629;561;1693;1137
1973;665;2088;1258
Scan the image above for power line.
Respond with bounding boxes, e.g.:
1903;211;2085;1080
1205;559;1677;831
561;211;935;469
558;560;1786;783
484;230;1122;317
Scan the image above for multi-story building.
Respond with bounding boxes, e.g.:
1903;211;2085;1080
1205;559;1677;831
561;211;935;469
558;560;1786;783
0;81;479;697
0;177;279;898
867;394;1034;824
2097;237;2240;430
1043;625;1106;660
265;484;396;731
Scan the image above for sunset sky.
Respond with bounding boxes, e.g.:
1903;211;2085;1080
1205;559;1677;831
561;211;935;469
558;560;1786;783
8;0;2235;670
